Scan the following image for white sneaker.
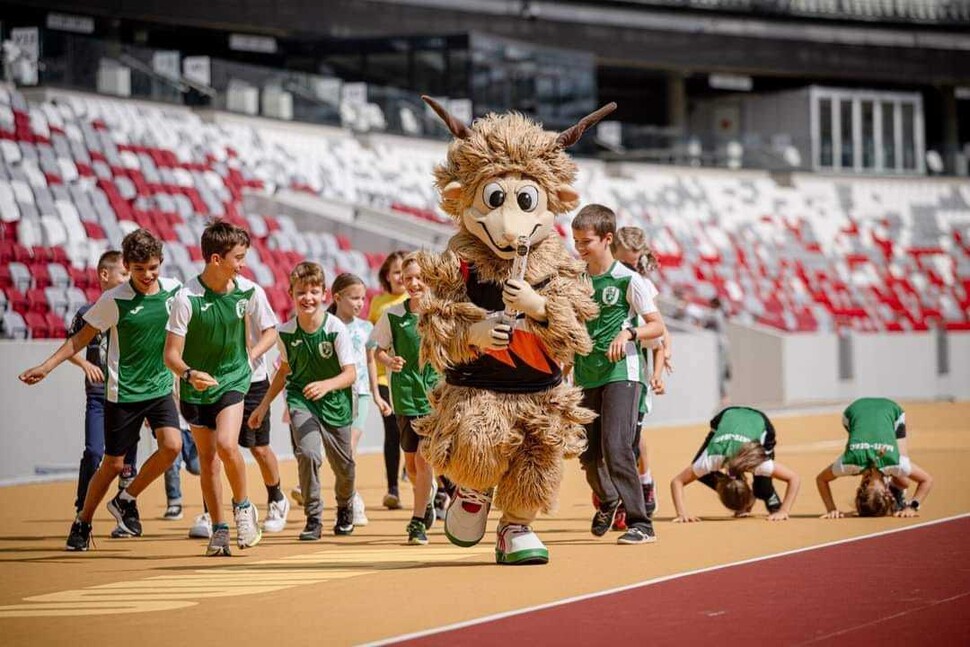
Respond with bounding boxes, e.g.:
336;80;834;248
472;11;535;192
188;513;212;539
263;497;290;533
234;503;262;549
495;523;549;565
352;492;369;526
444;487;492;547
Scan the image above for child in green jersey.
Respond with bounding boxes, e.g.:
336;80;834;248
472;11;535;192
249;262;357;539
670;406;800;522
370;255;440;545
572;205;666;545
816;398;933;519
164;221;271;556
20;229;183;551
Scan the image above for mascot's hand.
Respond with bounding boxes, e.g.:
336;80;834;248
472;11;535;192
468;318;512;351
503;279;547;321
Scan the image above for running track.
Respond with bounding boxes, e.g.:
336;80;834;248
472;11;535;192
388;516;970;645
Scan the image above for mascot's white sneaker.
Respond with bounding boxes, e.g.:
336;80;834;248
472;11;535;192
444;487;492;547
495;523;549;565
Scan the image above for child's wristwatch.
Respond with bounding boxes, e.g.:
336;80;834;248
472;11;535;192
908;500;921;511
181;368;194;382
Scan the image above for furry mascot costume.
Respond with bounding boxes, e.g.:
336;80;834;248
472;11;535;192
413;97;615;565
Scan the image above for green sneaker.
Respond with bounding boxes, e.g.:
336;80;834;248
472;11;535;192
407;519;428;545
495;523;549;565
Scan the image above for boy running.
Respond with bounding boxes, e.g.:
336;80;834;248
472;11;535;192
20;229;183;550
572;204;666;545
249;262;357;540
164;220;271;556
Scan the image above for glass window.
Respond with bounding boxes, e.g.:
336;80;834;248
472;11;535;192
902;102;916;170
840;99;854;168
881;101;896;171
861;100;875;169
819;98;833;168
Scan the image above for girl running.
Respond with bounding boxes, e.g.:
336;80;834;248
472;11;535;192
671;406;799;521
816;397;933;518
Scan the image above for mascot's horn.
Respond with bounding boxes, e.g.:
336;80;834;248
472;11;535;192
556;102;618;148
422;95;471;140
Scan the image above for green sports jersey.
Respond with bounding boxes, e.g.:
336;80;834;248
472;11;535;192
166;275;267;404
82;277;181;403
574;262;658;389
707;407;768;457
837;398;906;473
278;313;355;428
368;300;438;417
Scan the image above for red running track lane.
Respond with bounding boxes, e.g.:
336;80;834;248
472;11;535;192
392;516;970;646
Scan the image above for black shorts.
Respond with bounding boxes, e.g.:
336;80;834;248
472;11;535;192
104;395;180;457
397;415;422;453
239;379;271;448
180;390;246;430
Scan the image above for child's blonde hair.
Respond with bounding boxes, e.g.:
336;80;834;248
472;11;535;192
289;261;326;292
714;442;767;512
855;466;895;517
612;226;658;276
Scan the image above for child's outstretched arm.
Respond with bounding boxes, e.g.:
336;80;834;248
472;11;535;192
895;463;933;518
671;466;701;522
766;462;800;521
19;325;99;384
816;465;843;519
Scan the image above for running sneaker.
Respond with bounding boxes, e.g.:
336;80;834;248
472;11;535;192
290;486;304;507
189;512;212;539
617;526;657;545
407;519;428;545
423;502;436;529
352;492;369;527
205;526;231;557
299;517;322;541
107;493;142;537
110;525;134;538
612;503;628;531
334;506;354;536
234;503;262;549
162;503;184;521
433;486;451;523
591;500;621;537
66;519;92;551
383;489;402;510
495;523;549;565
444;487;492;547
643;481;658;518
263;497;290;533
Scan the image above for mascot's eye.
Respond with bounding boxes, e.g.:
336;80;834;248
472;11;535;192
517;186;539;212
483;183;505;209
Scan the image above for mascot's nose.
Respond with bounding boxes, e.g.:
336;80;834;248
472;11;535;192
499;207;534;246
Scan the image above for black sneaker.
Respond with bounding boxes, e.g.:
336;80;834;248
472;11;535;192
299;517;323;541
643;482;658;518
591;499;621;537
407;519;428;545
334;506;354;536
433;488;450;523
66;519;92;551
617;526;657;545
889;485;906;513
107;493;142;537
423;502;436;529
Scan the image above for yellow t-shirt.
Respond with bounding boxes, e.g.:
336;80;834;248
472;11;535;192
368;291;408;386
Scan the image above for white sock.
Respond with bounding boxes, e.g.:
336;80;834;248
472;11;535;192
639;469;653;485
119;489;136;502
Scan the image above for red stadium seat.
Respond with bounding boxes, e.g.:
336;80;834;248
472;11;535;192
26;288;50;313
24;311;50;338
45;312;67;338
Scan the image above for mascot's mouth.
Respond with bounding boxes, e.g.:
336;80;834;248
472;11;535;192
477;222;540;253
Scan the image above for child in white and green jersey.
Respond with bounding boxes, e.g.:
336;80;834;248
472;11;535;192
19;229;183;552
249;262;357;540
369;255;440;546
816;398;934;519
164;221;273;556
571;205;666;545
670;406;800;522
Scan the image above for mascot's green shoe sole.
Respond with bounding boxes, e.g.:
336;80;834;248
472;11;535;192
495;547;549;565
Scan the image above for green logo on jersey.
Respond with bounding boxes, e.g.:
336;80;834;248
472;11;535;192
235;299;249;319
165;296;174;314
318;340;334;359
602;286;621;306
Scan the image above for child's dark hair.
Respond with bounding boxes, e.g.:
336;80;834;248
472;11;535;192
97;249;122;272
121;229;163;265
378;251;407;293
571;204;616;238
201;220;251;262
855;466;895;517
715;442;767;513
327;273;365;314
612;226;659;275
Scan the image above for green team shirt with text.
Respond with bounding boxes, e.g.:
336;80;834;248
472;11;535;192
692;406;774;477
834;398;907;475
82;277;181;403
277;313;356;428
368;300;438;417
574;261;658;389
166;275;273;404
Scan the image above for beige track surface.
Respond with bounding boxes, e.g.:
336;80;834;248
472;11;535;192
1;401;967;645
